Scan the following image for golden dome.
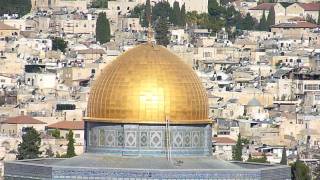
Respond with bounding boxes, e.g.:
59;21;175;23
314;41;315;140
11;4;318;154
86;44;209;124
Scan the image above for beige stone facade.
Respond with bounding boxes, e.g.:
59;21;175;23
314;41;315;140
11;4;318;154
32;0;88;11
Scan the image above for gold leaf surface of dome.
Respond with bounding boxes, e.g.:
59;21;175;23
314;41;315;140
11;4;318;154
86;44;209;124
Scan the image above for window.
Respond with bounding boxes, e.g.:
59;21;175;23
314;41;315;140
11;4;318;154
0;79;5;82
304;84;320;90
84;24;87;28
203;52;212;58
75;134;80;138
315;95;320;101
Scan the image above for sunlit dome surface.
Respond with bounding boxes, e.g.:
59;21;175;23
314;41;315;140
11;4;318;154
87;44;208;124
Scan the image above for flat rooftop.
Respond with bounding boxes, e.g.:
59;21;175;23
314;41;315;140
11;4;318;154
12;153;279;170
5;154;291;179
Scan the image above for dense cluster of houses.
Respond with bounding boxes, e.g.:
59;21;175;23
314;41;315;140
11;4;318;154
0;0;319;177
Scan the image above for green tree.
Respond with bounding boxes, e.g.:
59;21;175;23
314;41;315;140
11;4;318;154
258;10;268;31
155;17;170;46
232;133;243;161
0;0;31;17
180;3;186;27
171;1;181;26
186;11;198;27
306;14;316;24
239;13;256;30
50;129;60;139
208;0;225;18
207;16;225;33
152;1;171;22
95;12;111;44
143;0;152;27
91;0;108;8
130;4;145;18
318;10;320;25
266;6;275;27
17;127;41;160
224;6;238;30
52;37;68;53
280;147;287;165
66;130;76;158
315;163;320;179
291;158;311;180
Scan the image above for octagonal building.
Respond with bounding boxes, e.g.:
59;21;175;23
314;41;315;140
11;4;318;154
85;44;211;156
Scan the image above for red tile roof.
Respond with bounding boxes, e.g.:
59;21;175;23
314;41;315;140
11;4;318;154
0;22;18;30
272;21;319;28
48;120;84;130
2;116;46;124
298;3;320;11
249;3;275;10
213;137;236;144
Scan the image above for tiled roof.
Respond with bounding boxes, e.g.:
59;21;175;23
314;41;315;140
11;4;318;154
298;3;320;11
2;116;46;124
249;3;275;10
0;22;18;30
213;137;236;144
271;21;318;28
48;120;84;130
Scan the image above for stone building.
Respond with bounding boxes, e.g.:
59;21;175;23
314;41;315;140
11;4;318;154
0;22;19;38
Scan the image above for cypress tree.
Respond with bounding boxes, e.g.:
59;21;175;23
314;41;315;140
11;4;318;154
318;10;320;25
258;10;268;31
180;3;186;27
152;1;171;22
66;130;76;158
144;0;151;27
17;127;41;160
171;1;181;26
155;17;170;46
280;147;287;165
240;13;255;30
106;18;111;42
232;133;243;161
266;6;275;28
95;12;111;44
